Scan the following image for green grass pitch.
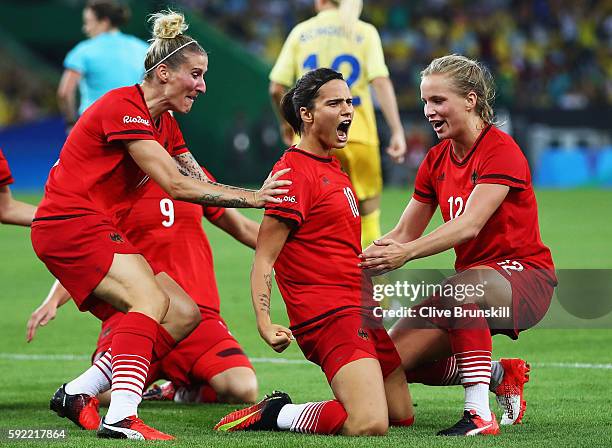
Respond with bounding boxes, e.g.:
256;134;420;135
0;188;611;447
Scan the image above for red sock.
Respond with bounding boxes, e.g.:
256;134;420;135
390;416;415;427
106;312;158;422
110;312;157;392
287;400;347;434
405;356;460;386
146;324;177;386
153;324;176;359
449;304;492;386
198;384;218;403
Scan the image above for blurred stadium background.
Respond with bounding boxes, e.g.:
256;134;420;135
0;2;611;446
0;0;610;190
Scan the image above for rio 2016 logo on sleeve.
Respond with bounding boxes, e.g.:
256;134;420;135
123;115;151;126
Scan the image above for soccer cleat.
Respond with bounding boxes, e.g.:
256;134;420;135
214;391;292;432
494;358;530;425
143;381;176;401
49;383;100;430
437;410;500;436
97;415;175;440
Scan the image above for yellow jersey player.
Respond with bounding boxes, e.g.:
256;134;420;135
269;0;406;247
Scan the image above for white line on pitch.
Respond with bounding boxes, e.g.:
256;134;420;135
0;353;611;369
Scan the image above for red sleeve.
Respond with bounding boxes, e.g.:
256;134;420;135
476;143;529;190
0;149;14;187
169;115;189;156
101;97;156;143
200;167;226;222
412;151;437;204
264;162;313;226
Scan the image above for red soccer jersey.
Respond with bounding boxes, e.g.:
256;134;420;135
0;148;14;187
265;147;366;330
113;168;225;312
413;125;555;280
35;85;189;220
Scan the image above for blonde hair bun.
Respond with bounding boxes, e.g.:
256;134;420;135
149;10;188;40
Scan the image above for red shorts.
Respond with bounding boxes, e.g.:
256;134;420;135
31;214;141;321
293;308;401;383
484;259;556;339
93;308;253;388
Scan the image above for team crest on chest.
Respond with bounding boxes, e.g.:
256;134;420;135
109;233;124;243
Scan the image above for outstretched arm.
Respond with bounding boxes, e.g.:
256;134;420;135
360;184;509;273
251;215;293;352
173;152;210;182
0;185;37;226
371;76;406;163
212;209;260;249
26;280;71;342
126;140;290;208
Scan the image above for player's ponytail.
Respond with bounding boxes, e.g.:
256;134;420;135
280;68;344;136
144;10;206;79
331;0;363;37
422;54;496;125
280;86;301;135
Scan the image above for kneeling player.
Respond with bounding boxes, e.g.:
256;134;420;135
214;69;414;436
28;175;259;407
359;55;556;436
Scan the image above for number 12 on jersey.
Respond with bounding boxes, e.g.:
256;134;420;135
447;196;464;220
303;53;362;106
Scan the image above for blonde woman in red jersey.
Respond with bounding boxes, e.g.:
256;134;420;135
30;10;289;440
359;54;557;436
214;68;414;436
27;169;260;406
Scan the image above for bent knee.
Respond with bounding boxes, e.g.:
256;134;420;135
174;300;201;335
127;291;170;322
216;375;258;404
344;417;388;436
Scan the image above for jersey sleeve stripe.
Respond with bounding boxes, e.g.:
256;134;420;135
265;207;304;225
173;144;188;151
414;188;436;199
106;129;154;137
478;173;526;184
0;174;14;186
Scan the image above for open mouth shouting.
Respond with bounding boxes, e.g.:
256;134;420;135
186;95;197;104
336;119;352;142
430;120;446;133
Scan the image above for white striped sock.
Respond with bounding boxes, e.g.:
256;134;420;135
65;349;112;396
104;353;150;423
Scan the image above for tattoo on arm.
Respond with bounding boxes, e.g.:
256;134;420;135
264;273;272;292
259;273;273;315
198;194;250;208
175;152;257;206
174;152;209;182
259;293;270;315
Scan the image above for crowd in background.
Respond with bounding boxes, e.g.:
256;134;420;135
180;0;611;110
1;0;610;128
0;49;58;128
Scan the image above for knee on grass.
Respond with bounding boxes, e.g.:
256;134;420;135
214;374;258;404
343;415;388;436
